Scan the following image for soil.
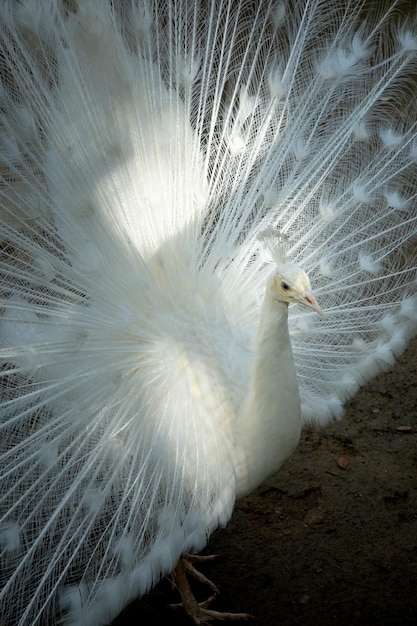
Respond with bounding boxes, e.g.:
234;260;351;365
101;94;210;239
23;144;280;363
113;336;417;626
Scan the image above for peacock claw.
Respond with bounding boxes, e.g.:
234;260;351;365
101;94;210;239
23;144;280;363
183;553;220;594
170;556;254;623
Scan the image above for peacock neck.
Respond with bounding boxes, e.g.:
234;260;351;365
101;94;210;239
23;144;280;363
233;282;302;498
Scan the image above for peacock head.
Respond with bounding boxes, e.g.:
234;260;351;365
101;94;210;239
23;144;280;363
271;263;323;315
259;227;323;316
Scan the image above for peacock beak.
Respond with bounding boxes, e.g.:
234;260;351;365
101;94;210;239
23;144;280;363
302;291;323;316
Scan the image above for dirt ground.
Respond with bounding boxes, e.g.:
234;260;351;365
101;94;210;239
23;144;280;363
113;336;417;626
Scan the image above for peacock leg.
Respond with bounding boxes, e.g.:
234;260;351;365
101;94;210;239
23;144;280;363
170;555;254;623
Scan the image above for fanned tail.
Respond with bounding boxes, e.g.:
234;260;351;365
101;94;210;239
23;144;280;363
0;1;416;625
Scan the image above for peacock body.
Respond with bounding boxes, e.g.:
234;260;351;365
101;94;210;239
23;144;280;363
0;0;416;624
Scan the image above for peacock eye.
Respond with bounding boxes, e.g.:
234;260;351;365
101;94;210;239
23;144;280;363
281;282;290;291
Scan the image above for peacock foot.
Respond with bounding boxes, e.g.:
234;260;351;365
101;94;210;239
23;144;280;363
170;554;254;624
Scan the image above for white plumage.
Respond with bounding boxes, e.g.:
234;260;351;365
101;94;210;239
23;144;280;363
0;0;416;624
